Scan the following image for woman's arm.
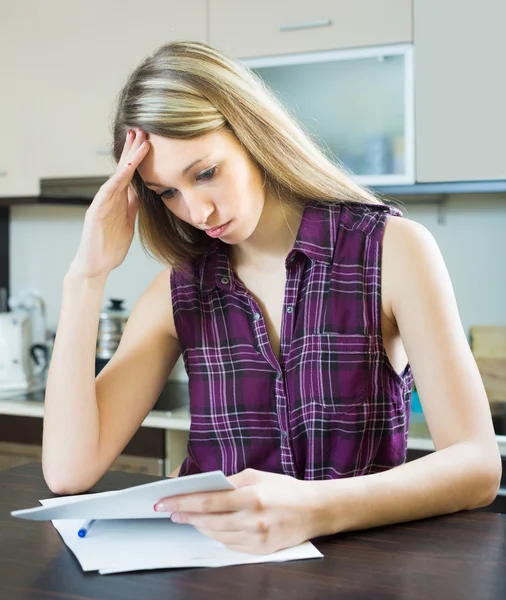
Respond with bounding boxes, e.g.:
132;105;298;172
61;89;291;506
310;216;501;535
43;269;180;495
42;128;184;495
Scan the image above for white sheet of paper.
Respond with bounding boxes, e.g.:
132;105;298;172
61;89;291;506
12;470;323;573
46;511;323;574
11;471;235;520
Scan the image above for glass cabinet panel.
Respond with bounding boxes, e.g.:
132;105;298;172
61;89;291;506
245;44;414;186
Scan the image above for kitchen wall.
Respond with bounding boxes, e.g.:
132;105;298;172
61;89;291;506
8;203;189;381
9;193;506;381
402;194;506;330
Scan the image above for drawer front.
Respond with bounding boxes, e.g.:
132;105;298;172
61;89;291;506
0;441;165;478
0;442;41;471
210;0;413;58
110;455;165;477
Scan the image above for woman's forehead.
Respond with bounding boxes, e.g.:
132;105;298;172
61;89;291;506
137;130;239;186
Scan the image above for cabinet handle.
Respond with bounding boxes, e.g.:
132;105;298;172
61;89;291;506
279;19;332;32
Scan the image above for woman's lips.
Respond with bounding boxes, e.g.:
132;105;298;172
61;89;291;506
205;221;231;238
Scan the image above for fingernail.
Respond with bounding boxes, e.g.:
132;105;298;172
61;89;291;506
127;129;132;136
127;162;132;166
171;513;181;523
154;502;166;512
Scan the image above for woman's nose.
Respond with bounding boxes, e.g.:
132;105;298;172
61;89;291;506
186;194;215;227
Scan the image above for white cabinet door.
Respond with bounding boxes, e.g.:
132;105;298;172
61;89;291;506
38;1;207;179
415;0;506;182
248;44;414;185
210;0;413;58
0;2;40;197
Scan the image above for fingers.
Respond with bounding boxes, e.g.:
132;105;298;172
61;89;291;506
155;487;257;515
118;128;148;171
195;528;272;555
196;528;254;548
103;130;150;194
118;128;135;165
127;186;140;226
175;511;243;532
198;529;243;545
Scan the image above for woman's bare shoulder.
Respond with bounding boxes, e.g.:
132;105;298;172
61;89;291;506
127;266;177;340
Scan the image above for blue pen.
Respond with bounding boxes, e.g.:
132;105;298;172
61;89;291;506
77;519;97;538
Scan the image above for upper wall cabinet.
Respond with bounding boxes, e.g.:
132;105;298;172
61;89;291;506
415;0;506;182
209;0;413;58
37;0;207;180
0;2;40;196
247;44;414;186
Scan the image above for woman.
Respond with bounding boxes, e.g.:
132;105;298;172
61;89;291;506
42;41;501;555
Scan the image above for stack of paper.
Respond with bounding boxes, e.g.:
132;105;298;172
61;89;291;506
11;471;323;574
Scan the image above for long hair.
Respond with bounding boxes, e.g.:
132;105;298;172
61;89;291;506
112;41;384;267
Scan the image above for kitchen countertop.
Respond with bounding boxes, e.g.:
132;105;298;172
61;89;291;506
4;463;506;599
1;390;505;456
0;389;191;431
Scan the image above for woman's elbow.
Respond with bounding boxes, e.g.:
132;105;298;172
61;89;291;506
470;450;502;509
42;460;94;496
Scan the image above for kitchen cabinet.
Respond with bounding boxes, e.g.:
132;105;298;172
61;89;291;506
248;44;414;185
0;2;40;197
0;442;41;471
414;0;506;182
0;414;167;476
209;0;413;59
0;441;164;476
36;0;208;180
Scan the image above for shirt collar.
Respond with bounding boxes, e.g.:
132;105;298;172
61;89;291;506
200;240;236;295
287;201;339;266
199;202;340;295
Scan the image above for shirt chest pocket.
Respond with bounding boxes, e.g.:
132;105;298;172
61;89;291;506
290;333;370;414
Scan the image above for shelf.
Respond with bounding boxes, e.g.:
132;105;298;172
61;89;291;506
0;196;91;207
1;179;505;207
371;179;506;198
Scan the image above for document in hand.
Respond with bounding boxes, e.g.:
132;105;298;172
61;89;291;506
11;470;323;574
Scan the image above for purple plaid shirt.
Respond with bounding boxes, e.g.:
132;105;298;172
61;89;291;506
172;201;414;480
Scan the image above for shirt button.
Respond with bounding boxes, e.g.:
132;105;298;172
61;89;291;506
253;312;261;322
286;306;293;314
220;277;230;285
281;430;288;439
276;371;282;380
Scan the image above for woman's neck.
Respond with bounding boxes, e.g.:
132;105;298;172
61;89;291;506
230;198;304;271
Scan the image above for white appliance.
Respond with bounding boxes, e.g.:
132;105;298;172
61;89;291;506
0;289;50;396
0;313;35;394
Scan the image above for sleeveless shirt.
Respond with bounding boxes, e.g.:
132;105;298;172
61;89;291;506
171;201;414;480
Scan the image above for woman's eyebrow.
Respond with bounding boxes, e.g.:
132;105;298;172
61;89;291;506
144;157;208;188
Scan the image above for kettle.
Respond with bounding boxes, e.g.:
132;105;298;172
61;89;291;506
96;299;129;360
0;288;50;396
0;312;49;395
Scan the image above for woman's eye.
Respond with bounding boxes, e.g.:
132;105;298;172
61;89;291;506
157;166;216;200
197;166;217;181
159;188;176;200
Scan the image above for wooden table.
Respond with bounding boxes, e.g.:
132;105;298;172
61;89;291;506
1;463;505;600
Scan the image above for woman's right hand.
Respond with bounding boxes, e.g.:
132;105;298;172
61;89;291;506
69;129;151;280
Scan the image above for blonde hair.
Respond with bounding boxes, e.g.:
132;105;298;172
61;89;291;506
112;41;383;267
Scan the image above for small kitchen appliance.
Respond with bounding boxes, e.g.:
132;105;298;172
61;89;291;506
0;289;49;396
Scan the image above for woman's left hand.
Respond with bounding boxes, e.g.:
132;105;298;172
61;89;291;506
154;468;323;554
